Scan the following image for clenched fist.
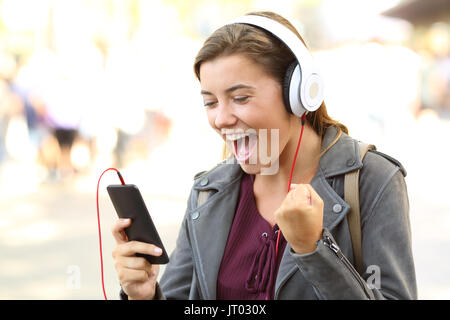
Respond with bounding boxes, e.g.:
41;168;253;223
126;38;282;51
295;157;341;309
274;183;324;254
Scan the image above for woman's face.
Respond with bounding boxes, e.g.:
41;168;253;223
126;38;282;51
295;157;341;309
199;54;296;175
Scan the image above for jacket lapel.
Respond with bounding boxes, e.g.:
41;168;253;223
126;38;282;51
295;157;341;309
187;162;244;299
275;127;361;297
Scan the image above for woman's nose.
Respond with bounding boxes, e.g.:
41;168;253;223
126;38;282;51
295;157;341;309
214;103;237;129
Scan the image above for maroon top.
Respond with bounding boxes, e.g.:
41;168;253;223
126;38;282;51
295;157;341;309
216;173;287;300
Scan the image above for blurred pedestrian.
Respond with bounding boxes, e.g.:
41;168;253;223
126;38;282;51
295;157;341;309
41;76;82;180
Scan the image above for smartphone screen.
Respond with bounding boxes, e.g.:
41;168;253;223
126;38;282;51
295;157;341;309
107;184;169;265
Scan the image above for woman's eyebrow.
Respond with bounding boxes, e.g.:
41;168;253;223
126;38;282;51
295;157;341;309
200;84;255;95
200;89;213;95
225;84;255;93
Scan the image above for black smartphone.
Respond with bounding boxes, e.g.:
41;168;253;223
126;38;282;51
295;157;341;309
107;184;169;265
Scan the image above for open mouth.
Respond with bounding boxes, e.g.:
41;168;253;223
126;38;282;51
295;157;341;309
227;132;258;163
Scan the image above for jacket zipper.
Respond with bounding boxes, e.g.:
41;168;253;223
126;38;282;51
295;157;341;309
323;236;373;299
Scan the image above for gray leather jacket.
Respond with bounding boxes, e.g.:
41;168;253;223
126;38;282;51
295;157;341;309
155;126;417;300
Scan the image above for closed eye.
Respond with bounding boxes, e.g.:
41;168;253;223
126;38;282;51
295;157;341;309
204;101;217;107
234;96;249;104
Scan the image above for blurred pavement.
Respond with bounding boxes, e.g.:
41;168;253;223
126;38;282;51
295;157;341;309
0;179;186;299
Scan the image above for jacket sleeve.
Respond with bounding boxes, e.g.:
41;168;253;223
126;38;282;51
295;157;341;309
157;209;195;299
290;168;417;300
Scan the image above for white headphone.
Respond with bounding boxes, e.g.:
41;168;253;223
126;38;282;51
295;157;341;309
226;14;324;118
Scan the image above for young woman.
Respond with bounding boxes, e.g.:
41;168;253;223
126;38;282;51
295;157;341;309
111;11;417;300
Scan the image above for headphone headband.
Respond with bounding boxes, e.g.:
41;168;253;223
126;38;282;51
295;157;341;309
226;15;324;114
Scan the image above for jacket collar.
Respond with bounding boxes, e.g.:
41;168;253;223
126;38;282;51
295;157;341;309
319;126;363;178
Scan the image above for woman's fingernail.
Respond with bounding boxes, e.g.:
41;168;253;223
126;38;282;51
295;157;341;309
154;247;162;255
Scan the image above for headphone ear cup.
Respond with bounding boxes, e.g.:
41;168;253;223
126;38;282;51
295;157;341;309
282;61;298;114
283;61;307;118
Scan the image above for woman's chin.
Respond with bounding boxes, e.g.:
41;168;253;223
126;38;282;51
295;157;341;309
235;155;280;176
238;161;261;175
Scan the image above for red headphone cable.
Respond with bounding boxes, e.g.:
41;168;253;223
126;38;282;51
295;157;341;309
275;112;307;258
96;115;305;300
96;167;125;300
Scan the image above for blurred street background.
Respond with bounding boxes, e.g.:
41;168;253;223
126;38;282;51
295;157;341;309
0;0;449;299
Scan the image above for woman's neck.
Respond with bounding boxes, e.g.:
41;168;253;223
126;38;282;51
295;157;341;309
254;121;322;196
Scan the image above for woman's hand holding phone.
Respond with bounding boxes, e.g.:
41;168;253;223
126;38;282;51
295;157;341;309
111;218;162;300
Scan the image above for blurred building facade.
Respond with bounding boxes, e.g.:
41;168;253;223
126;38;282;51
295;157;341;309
383;0;450;117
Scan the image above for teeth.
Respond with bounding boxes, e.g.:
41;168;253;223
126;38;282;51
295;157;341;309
225;133;252;141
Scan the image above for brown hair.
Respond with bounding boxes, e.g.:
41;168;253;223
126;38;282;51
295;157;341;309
194;11;348;141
